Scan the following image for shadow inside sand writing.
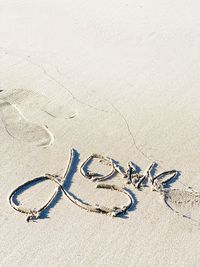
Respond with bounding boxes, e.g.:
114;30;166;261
11;149;139;220
10;150;82;221
40;149;90;220
12;177;50;206
117;188;138;219
11;176;62;221
41;150;139;220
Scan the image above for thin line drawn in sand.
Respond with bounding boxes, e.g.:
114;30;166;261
108;101;162;164
106;98;195;193
25;57;110;113
9;149;133;222
108;101;191;191
0;100;54;147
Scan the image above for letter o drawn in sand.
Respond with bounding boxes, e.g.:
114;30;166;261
0;101;54;147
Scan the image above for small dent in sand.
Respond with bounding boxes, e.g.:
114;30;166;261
0;100;54;147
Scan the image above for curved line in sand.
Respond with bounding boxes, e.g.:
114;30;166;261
0;100;54;147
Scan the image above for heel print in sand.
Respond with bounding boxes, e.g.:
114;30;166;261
0;101;54;146
146;167;200;222
148;167;200;223
163;189;200;222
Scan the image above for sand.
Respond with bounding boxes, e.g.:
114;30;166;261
0;1;200;266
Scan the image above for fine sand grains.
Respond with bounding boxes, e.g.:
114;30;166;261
0;100;54;146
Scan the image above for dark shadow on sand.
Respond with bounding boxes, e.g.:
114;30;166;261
10;150;139;221
40;149;85;219
116;187;138;219
150;162;181;189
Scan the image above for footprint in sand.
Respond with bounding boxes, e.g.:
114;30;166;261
0;100;54;146
164;189;200;223
0;88;77;119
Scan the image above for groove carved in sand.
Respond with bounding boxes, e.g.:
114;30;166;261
0;101;54;146
9;149;133;221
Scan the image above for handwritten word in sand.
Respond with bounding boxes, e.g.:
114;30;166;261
8;149;200;223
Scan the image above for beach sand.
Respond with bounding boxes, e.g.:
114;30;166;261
0;1;200;266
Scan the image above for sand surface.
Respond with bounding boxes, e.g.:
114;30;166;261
0;1;200;266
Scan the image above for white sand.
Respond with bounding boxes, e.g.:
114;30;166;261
0;1;200;266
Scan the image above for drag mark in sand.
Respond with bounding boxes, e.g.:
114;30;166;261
0;100;54;146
